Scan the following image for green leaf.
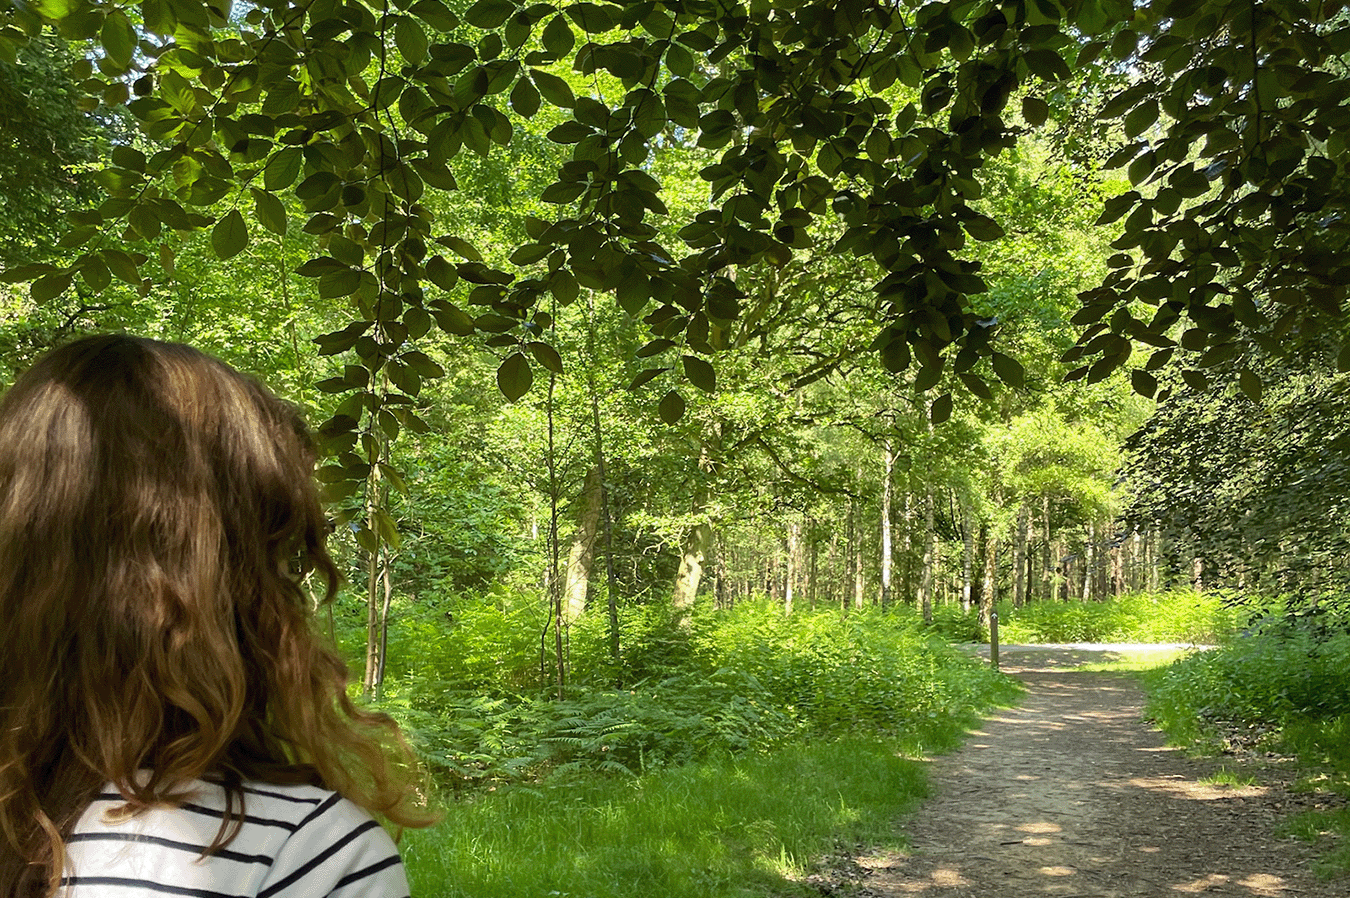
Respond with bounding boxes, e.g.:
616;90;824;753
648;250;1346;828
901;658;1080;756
263;147;303;191
497;352;533;401
528;341;564;374
1024;49;1071;81
683;355;716;393
318;267;362;298
990;351;1024;388
465;0;515;29
253;189;287;235
1022;96;1049;127
510;76;541;117
541;14;575;57
629;367;667;389
1238;369;1263;402
963;214;1005;241
30;272;73;302
929;392;953;425
1130;368;1157;398
1181;369;1208;391
658;389;686;424
395;16;429;65
533;70;575;108
102;11;136;69
212;209;248;260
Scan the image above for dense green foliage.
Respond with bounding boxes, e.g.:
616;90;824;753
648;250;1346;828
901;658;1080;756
1146;612;1350;876
1124;368;1350;607
995;590;1238;645
363;599;1018;788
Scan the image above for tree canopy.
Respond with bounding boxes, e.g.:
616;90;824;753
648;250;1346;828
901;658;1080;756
1;0;1347;456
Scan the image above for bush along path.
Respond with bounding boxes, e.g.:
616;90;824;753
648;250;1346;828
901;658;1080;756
850;651;1347;898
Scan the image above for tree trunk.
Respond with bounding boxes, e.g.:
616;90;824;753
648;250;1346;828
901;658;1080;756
1040;495;1053;601
1082;521;1095;601
783;520;796;614
920;485;935;623
672;436;719;627
980;523;996;632
960;498;974;612
1012;505;1028;608
563;465;604;625
880;438;894;606
672;522;711;625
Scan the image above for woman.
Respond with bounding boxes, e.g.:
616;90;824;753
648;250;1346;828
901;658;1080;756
0;335;432;897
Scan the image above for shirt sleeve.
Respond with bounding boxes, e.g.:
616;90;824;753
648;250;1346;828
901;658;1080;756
256;793;411;898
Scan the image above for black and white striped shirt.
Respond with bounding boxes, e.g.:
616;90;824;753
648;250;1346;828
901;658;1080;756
58;780;410;897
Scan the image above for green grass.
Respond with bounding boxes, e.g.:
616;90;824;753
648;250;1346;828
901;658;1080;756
1072;647;1200;672
1143;617;1350;877
1198;766;1257;788
402;738;929;898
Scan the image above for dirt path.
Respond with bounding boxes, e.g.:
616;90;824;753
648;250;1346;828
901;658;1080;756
853;649;1346;897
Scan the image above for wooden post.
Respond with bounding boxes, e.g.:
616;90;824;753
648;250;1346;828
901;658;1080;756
990;611;1000;670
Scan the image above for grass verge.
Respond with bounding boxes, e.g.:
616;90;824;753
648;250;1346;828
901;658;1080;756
402;738;930;898
1143;624;1350;878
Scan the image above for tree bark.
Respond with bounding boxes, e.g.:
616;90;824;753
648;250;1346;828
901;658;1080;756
1012;505;1028;608
880;438;894;606
672;521;711;625
920;485;935;623
980;523;996;632
785;518;803;614
960;497;974;612
1041;495;1053;601
563;465;604;625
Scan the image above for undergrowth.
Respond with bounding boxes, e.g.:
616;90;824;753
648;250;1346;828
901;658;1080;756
1144;611;1350;878
372;598;1018;788
353;596;1019;896
995;590;1238;645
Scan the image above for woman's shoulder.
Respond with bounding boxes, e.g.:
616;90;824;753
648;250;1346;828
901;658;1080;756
64;780;409;898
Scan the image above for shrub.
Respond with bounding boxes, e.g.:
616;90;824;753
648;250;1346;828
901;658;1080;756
996;590;1239;645
372;599;1019;790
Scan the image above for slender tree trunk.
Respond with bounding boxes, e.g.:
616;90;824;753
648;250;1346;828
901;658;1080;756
960;499;974;612
808;523;818;610
880;438;894;606
1040;495;1053;602
920;485;935;623
1012;505;1028;608
980;523;997;632
784;519;800;614
1082;522;1095;601
899;490;912;603
362;438;385;697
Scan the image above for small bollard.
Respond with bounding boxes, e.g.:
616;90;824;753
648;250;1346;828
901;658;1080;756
990;611;1000;670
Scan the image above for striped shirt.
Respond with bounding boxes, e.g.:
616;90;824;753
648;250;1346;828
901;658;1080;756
58;780;410;898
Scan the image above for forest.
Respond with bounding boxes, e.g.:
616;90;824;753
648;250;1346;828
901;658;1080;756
3;0;1350;894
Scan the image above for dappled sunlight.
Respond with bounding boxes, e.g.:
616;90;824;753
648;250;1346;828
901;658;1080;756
1128;775;1271;802
858;666;1336;897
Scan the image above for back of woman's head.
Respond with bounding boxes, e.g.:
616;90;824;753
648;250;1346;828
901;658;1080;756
0;335;426;896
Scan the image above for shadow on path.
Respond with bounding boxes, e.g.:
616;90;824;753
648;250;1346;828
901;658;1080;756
858;654;1339;898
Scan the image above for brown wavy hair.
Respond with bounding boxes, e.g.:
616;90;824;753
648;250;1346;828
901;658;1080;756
0;335;432;897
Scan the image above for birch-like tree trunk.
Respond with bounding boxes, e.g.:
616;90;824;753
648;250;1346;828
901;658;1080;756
980;523;996;631
563;465;604;625
880;438;894;606
1012;505;1028;608
920;485;935;623
960;497;974;612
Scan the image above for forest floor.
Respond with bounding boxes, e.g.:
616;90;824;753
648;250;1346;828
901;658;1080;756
817;647;1349;898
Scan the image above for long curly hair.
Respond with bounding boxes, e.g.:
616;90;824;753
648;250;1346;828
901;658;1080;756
0;335;431;896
